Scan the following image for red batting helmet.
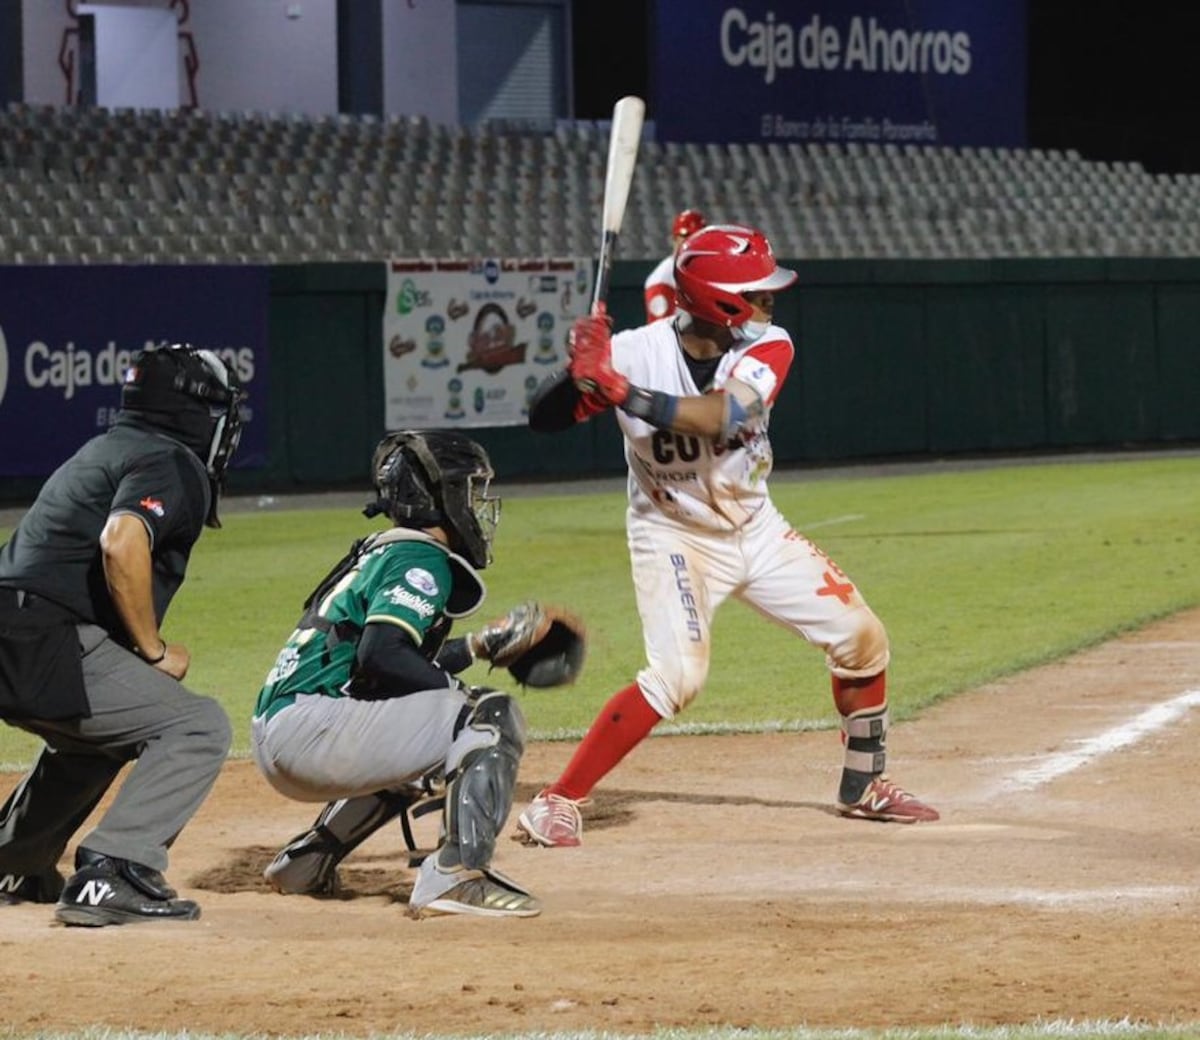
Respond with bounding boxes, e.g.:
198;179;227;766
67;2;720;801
671;208;706;239
673;224;797;328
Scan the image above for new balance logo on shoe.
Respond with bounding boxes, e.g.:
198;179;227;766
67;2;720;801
0;869;64;905
863;791;893;813
73;879;116;906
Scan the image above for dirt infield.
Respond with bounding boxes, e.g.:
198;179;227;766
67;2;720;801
3;608;1199;1036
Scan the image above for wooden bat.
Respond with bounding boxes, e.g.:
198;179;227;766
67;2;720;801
590;95;646;316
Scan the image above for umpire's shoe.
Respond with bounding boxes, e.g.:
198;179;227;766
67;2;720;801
0;869;64;906
54;847;200;926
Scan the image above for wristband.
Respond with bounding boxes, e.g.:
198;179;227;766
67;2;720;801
620;385;678;429
138;640;168;665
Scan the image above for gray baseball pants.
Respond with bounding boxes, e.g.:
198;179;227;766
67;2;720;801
250;688;467;802
0;623;232;874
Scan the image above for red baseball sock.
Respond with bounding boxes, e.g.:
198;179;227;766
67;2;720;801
832;672;887;717
548;682;662;802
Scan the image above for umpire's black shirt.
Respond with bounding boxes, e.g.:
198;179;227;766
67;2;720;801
0;416;210;642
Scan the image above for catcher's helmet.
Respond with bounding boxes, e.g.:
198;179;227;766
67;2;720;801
365;430;500;569
121;342;246;527
671;208;706;241
673;224;797;328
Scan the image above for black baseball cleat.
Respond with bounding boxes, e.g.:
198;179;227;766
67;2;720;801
0;869;64;906
53;848;200;926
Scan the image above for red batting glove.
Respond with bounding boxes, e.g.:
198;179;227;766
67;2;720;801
568;313;629;406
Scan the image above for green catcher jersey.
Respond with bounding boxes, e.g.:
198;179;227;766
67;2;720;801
254;530;485;718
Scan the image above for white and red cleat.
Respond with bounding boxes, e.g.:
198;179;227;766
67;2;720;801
837;775;940;823
514;790;584;847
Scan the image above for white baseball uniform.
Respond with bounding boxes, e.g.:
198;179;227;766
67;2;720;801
607;319;890;719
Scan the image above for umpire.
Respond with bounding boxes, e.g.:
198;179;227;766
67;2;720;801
0;342;244;926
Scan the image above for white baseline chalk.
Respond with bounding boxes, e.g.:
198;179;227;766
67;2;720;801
1004;688;1200;791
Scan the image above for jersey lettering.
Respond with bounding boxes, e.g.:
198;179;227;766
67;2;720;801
652;431;701;464
265;646;301;687
612;320;793;531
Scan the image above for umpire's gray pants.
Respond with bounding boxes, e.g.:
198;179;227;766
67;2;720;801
0;624;232;874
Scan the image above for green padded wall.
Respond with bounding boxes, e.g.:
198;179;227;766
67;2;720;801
793;283;926;460
1155;283;1200;441
925;282;1046;452
250;258;1200;492
1043;282;1157;445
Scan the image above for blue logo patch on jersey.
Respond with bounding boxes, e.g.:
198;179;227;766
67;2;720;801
405;567;439;596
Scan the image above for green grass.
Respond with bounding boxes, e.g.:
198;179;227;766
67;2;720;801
1;454;1198;768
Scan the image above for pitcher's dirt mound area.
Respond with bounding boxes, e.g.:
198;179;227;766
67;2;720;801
4;609;1200;1036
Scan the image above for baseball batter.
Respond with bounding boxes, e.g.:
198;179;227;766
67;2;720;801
643;208;706;322
516;224;939;848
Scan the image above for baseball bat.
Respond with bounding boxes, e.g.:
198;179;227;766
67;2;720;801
590;95;646;316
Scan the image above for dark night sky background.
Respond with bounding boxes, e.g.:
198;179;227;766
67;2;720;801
570;2;1200;175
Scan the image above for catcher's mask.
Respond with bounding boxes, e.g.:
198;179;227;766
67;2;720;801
119;342;246;528
364;430;500;569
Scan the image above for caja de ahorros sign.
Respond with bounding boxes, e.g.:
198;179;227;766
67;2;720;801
0;266;269;477
652;0;1026;147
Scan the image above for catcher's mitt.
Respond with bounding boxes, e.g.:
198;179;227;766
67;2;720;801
470;601;587;688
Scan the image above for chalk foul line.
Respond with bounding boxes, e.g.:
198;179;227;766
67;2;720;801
1003;687;1200;791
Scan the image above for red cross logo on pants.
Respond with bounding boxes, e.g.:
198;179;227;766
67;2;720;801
817;571;855;605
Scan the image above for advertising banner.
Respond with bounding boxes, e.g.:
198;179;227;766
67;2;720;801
0;265;269;477
652;0;1025;147
383;257;593;430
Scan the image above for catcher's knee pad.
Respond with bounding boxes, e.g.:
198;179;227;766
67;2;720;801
442;691;526;871
264;788;423;896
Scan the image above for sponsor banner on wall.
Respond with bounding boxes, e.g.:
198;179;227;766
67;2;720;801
383;257;593;430
0;265;269;477
652;0;1025;147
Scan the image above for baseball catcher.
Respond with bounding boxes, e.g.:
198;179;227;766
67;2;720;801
249;430;586;918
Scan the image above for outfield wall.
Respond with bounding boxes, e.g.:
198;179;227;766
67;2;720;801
259;257;1200;491
2;257;1196;504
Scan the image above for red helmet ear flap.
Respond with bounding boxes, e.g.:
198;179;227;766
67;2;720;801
673;225;797;327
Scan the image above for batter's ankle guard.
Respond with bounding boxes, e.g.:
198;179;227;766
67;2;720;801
838;705;888;804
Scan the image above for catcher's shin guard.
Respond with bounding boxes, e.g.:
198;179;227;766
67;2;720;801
437;690;526;871
264;782;437;895
837;705;888;805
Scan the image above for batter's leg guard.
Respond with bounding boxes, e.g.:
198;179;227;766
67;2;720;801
835;706;940;822
264;783;435;896
436;690;526;873
837;705;888;805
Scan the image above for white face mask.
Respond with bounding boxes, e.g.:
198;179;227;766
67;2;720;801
733;319;769;343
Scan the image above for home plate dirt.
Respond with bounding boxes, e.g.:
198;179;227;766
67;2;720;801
3;608;1198;1036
